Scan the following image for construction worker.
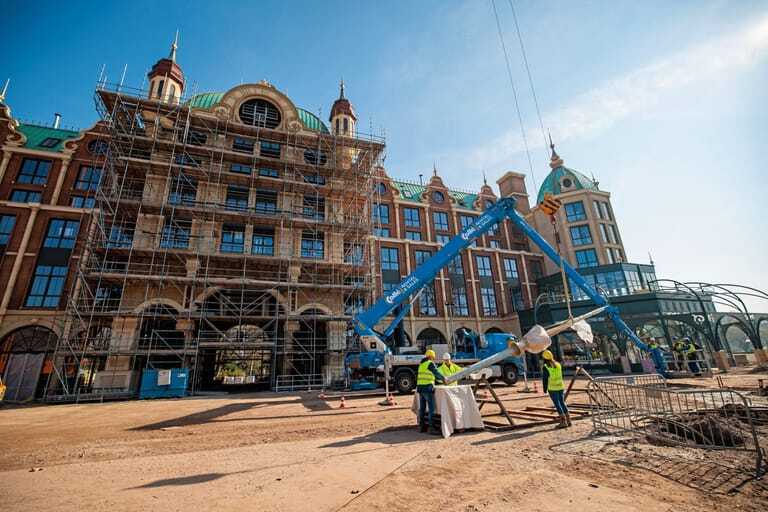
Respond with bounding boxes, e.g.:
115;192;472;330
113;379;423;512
541;350;571;428
672;338;687;371
646;338;668;377
684;337;701;376
417;349;446;435
438;353;462;385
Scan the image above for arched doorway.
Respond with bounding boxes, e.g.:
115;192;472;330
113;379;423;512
0;326;58;401
291;309;328;377
416;327;446;352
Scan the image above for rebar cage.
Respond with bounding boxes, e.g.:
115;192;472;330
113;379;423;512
588;374;767;477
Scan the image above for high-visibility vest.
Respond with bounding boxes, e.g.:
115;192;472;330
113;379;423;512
438;362;462;385
545;363;565;391
417;361;436;386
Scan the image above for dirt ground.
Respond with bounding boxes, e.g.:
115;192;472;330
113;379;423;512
1;369;767;512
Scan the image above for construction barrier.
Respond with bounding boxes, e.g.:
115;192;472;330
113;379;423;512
587;374;767;477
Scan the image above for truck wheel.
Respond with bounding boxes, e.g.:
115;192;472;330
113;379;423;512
501;364;519;386
394;369;416;394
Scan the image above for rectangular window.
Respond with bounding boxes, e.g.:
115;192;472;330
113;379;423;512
419;284;437;316
303;196;325;220
258;167;279;178
44;219;80;249
252;229;275;256
10;189;42;203
380;247;399;271
414;249;432;266
488;223;499;236
71;195;96;208
606;247;615;264
25;265;68;308
344;242;364;265
529;260;544;280
403;207;420;228
602;202;613;221
184;131;207;146
159;219;191;249
503;258;519;280
303;174;326;185
107;224;133;249
225;186;249;211
230;163;252;175
599;224;609;243
0;215;16;245
260;140;281;159
575;248;599;268
459;215;475;230
480;287;498;316
174;153;202;167
168;175;197;206
569;225;593;246
232;137;255;153
300;231;324;259
436;234;450;245
564;201;586;222
405;231;421;241
593;200;603;219
432;211;449;231
510;288;525;311
255;190;278;214
372;204;390;224
614;248;623;262
609;225;619;244
374;227;390;237
18;158;51;185
489;240;500;249
221;224;245;253
475;255;492;277
451;288;469;316
447;255;464;275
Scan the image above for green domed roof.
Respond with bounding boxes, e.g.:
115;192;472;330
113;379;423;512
536;165;599;203
185;92;329;133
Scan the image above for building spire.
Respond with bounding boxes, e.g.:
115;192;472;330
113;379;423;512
482;170;488;186
0;78;9;102
433;161;437;177
339;78;345;99
169;30;179;62
547;130;564;169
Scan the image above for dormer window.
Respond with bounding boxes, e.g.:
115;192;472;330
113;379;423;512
39;138;61;148
239;99;281;129
375;182;387;195
561;177;573;189
432;191;445;203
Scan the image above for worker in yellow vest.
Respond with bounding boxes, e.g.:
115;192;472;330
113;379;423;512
541;350;571;428
438;353;462;385
417;349;445;435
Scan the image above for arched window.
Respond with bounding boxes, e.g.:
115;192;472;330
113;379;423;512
169;84;177;101
157;80;165;99
335;119;340;134
416;328;446;352
343;117;349;133
238;99;281;129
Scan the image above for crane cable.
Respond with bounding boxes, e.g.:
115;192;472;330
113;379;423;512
490;0;538;191
507;0;550;156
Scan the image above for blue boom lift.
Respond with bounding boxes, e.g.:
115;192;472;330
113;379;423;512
345;195;650;393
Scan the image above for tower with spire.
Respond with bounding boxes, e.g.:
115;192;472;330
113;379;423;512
329;79;357;136
147;32;185;104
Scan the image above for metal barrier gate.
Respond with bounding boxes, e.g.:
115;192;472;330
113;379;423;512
588;375;766;477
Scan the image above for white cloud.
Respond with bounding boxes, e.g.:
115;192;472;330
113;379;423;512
467;14;768;171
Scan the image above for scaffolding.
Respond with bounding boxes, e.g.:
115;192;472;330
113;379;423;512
44;79;385;401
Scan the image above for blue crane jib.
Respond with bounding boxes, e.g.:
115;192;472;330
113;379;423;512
352;195;649;354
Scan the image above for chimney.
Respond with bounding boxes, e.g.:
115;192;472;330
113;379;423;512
53;113;61;129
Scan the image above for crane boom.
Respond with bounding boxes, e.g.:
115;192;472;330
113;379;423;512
352;195;648;355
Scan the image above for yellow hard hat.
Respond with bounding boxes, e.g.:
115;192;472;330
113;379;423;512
425;349;436;359
541;349;554;360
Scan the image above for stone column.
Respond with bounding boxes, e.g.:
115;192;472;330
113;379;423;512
281;320;300;375
50;156;72;205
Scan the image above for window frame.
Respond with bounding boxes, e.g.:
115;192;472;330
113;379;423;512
432;211;449;231
17;158;51;185
25;264;68;308
43;219;80;249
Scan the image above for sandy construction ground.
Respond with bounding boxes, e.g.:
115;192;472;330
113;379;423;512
1;370;767;512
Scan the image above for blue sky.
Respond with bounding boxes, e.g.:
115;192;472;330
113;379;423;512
4;0;768;309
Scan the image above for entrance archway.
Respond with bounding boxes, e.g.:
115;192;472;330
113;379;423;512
416;327;446;352
0;326;58;401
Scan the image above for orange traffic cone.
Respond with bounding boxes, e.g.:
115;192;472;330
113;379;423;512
339;396;346;409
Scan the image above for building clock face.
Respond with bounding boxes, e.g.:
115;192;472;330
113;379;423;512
432;190;444;203
562;178;573;188
88;139;109;155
